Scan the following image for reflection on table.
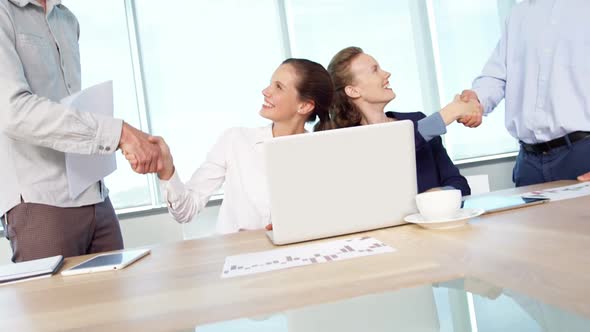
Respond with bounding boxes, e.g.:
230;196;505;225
195;278;590;332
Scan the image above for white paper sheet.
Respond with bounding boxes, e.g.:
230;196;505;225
221;236;395;279
62;81;117;199
521;182;590;202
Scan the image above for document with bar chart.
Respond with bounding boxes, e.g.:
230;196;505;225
221;237;395;278
521;182;590;201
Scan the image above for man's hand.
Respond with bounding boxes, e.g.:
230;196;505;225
578;172;590;181
458;89;484;128
118;122;161;174
440;94;481;125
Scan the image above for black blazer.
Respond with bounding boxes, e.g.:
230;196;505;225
387;111;471;196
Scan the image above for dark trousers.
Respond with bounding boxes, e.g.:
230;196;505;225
513;136;590;187
3;197;124;262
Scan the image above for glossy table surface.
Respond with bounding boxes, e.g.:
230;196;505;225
0;181;589;331
195;277;590;332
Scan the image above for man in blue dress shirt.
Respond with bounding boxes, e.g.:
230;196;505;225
459;0;590;186
0;0;162;262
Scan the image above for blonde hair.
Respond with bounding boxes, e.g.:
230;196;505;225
327;47;364;128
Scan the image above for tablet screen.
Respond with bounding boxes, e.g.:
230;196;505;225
462;195;548;213
68;249;149;271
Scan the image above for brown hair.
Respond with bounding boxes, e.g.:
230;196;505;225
282;58;335;132
327;47;364;128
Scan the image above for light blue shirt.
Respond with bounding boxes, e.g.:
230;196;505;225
417;112;446;142
0;0;122;216
472;0;590;144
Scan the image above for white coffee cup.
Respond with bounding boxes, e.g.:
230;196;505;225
415;189;462;220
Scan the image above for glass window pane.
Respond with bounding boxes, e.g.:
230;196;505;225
432;0;519;160
64;0;152;209
134;0;285;180
286;0;424;114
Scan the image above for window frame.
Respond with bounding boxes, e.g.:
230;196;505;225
112;0;519;215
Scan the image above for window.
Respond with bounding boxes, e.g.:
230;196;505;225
430;0;519;160
64;0;519;212
133;0;285;180
65;0;152;209
286;0;424;114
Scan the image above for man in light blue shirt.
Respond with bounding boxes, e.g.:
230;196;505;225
0;0;162;262
459;0;590;186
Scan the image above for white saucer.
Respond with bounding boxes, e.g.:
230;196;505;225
404;208;485;230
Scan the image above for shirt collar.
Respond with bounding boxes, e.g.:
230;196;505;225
8;0;30;6
254;124;274;145
9;0;62;9
253;124;310;145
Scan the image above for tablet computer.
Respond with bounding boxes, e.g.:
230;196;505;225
462;195;549;214
61;249;150;276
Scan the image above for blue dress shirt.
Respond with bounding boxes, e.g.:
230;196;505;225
472;0;590;144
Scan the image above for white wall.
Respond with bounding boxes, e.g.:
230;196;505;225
458;157;515;192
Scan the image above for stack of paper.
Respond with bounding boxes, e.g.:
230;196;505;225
62;80;117;199
0;255;64;285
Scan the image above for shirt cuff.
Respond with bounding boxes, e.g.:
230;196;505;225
160;170;184;206
417;112;447;142
470;88;492;116
93;115;123;155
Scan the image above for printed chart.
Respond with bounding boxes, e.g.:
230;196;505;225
522;182;590;201
221;236;395;278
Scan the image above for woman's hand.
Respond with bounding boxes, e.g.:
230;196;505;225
147;136;175;180
440;94;482;126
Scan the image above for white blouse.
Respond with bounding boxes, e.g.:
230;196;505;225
160;125;273;234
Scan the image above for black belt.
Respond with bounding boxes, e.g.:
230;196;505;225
521;131;590;154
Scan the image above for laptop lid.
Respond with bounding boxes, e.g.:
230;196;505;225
263;120;417;245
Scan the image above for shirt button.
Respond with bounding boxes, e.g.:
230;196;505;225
105;147;111;151
67;83;71;89
98;145;104;150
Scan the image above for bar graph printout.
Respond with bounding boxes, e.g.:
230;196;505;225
221;237;395;278
521;182;590;202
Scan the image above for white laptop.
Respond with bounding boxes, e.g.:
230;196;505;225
263;120;417;245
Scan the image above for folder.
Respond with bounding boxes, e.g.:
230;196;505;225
0;255;64;285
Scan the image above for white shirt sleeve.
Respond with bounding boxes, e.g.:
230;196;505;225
160;129;231;223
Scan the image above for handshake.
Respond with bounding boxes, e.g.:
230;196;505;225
437;90;484;128
117;122;174;179
456;89;484;128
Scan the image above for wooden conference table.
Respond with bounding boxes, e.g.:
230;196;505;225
0;181;589;331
